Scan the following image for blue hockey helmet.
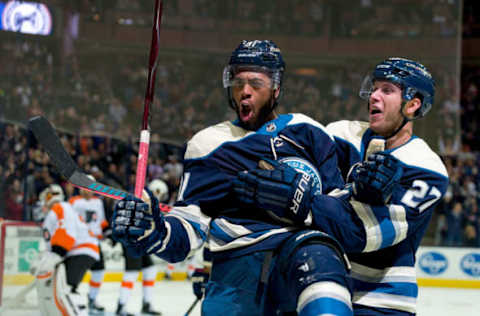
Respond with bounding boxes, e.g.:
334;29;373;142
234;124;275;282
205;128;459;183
359;57;435;118
223;40;285;91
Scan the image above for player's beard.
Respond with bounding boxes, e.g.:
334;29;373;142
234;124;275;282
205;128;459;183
236;96;276;131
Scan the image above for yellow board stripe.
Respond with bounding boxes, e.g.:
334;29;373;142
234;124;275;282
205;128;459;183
417;278;480;289
83;271;189;282
3;272;189;286
6;274;479;289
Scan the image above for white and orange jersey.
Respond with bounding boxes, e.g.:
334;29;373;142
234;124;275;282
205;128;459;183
42;201;100;261
69;195;108;239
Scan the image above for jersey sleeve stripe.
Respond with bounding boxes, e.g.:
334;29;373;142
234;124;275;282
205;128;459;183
350;263;416;283
351;201;409;252
350;201;382;252
352;292;416;314
389;205;409;246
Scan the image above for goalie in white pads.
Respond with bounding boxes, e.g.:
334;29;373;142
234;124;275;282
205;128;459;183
34;184;100;316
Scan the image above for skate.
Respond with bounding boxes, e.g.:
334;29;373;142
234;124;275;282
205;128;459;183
141;302;162;315
89;297;105;315
116;303;135;316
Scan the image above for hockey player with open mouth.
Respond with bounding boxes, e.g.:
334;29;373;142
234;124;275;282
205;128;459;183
111;40;403;316
233;58;449;315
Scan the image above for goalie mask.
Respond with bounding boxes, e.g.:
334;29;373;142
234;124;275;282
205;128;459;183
39;184;65;208
223;40;285;110
148;179;169;202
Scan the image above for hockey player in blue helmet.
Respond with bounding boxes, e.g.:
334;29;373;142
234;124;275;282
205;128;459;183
232;57;448;315
112;40;369;315
223;40;285;130
359;57;435;143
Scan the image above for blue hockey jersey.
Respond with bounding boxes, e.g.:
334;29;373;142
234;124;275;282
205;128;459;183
322;120;449;314
156;113;344;263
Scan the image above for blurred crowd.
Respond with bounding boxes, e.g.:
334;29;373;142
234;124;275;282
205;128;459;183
0;121;183;224
110;0;459;38
435;153;480;247
0;37;460;145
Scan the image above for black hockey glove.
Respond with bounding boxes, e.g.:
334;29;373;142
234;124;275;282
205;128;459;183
112;189;168;257
191;268;209;300
347;152;403;205
233;158;314;225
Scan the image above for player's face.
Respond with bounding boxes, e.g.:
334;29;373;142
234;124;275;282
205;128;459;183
368;80;404;136
231;71;277;130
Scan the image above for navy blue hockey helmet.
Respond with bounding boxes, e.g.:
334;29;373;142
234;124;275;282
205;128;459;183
223;40;285;91
359;57;435;118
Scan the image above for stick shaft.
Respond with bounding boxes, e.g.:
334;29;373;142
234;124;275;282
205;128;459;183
134;0;163;198
184;298;200;316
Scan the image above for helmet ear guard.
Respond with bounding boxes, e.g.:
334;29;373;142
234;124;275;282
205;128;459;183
359;57;435;119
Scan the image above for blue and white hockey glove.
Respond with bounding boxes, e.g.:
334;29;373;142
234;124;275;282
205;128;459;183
233;158;314;225
347;152;403;205
112;189;167;257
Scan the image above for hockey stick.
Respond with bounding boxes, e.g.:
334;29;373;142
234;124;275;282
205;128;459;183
184;298;200;316
134;0;164;198
28;116;130;200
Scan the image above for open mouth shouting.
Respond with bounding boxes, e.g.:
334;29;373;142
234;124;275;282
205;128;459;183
369;105;383;120
239;102;254;122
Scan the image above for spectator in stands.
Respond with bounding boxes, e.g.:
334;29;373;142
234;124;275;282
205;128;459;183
445;201;465;246
464;197;479;247
4;179;24;220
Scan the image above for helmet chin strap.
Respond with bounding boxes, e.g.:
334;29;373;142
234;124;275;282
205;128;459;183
371;100;412;141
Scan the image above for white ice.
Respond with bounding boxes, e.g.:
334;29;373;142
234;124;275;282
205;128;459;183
1;281;479;315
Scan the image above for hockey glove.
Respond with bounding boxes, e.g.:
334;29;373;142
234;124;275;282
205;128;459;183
233;158;314;225
191;268;209;300
112;189;168;257
347;152;403;205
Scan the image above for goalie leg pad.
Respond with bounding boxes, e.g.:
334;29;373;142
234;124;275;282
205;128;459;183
36;262;88;316
54;263;89;316
36;263;63;316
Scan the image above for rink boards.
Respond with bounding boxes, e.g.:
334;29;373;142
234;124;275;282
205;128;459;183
2;221;480;289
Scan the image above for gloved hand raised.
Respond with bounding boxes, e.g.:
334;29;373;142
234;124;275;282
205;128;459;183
112;189;169;257
233;158;314;225
347;152;403;205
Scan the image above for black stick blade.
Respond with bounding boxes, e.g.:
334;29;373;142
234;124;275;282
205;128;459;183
28;116;130;200
29;116;77;179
